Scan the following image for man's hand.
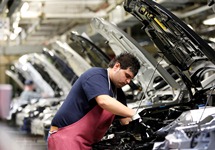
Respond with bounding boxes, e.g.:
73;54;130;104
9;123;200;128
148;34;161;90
119;117;132;125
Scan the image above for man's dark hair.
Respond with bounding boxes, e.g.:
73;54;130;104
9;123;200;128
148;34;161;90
108;52;140;76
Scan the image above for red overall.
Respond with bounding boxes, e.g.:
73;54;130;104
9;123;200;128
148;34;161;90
48;105;115;150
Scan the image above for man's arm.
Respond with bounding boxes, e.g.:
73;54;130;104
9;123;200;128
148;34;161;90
95;95;135;118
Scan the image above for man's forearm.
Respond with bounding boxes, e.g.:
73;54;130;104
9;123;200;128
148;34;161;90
96;95;135;117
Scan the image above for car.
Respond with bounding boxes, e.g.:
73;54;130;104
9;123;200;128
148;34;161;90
89;0;215;149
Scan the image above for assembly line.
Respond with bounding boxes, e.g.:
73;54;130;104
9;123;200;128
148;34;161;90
1;0;215;150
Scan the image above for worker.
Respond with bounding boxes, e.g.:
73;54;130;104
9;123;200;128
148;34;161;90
19;79;46;104
48;52;141;150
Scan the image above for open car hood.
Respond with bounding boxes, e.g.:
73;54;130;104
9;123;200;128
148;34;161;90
91;1;215;149
28;53;71;96
90;0;215;107
123;0;215;91
70;32;111;68
90;17;187;108
42;48;78;86
69;32;143;101
51;40;91;77
13;54;55;97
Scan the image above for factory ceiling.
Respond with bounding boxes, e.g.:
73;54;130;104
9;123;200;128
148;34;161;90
0;0;215;53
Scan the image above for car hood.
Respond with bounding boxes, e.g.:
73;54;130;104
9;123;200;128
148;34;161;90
51;40;91;77
42;48;78;85
26;53;71;96
123;0;215;90
70;31;143;99
13;55;55;97
70;32;111;68
90;17;186;107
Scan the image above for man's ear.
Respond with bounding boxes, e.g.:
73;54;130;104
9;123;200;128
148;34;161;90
114;62;121;70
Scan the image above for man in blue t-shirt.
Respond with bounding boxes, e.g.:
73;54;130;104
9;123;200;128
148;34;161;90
48;52;141;150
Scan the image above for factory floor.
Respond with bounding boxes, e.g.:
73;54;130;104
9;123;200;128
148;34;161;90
0;120;47;150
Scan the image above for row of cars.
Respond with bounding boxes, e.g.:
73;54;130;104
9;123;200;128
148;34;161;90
6;0;215;149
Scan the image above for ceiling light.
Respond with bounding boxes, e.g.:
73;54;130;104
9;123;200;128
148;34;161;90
14;27;22;34
10;33;17;40
203;15;215;25
20;2;41;18
13;22;18;28
20;2;29;13
209;38;215;43
21;12;41;18
19;55;28;64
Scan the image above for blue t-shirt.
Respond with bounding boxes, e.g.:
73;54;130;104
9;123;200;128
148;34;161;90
51;67;126;128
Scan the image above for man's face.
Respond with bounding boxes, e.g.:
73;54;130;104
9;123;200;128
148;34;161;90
28;84;35;90
112;63;134;88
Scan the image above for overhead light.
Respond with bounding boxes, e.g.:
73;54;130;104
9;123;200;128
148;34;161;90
20;2;29;13
14;27;22;34
209;38;215;43
10;27;22;40
10;33;17;40
203;15;215;25
20;2;42;19
21;12;41;19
